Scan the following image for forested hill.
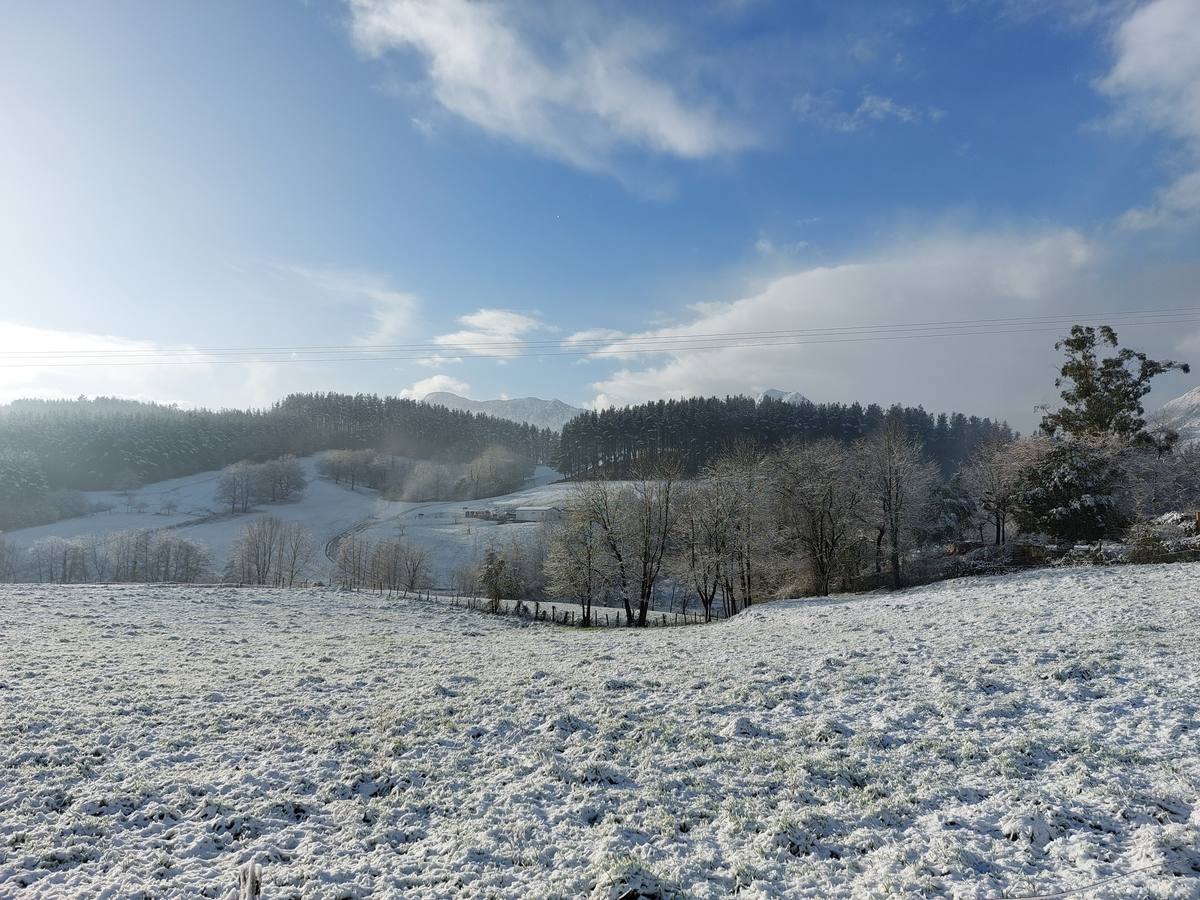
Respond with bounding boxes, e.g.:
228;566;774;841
557;395;1013;477
0;393;558;492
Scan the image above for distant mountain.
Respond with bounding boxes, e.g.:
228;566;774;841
757;388;811;405
423;392;583;431
1154;385;1200;444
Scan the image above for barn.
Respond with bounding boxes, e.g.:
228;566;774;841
513;506;563;523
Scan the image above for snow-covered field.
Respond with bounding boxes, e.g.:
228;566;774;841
2;565;1199;898
0;459;571;583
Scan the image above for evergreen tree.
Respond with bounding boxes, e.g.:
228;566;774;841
1040;325;1189;452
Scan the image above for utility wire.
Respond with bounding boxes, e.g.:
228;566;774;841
6;307;1200;359
3;309;1198;368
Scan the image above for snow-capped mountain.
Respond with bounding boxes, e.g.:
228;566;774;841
1154;385;1200;445
423;392;583;431
757;388;811;405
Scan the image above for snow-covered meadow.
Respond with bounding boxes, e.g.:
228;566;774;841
1;565;1198;897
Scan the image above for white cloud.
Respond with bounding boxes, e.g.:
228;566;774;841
754;234;810;257
281;264;420;345
434;308;550;358
0;321;223;406
583;228;1107;425
399;373;471;400
413;353;464;368
347;0;753;174
754;236;776;256
793;90;945;132
563;327;627;346
1097;0;1200;228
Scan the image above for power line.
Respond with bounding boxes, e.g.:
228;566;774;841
3;308;1198;368
7;306;1200;358
3;318;1199;369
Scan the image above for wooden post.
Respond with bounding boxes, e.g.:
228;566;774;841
238;862;262;900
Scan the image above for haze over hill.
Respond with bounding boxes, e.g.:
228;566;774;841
423;392;583;432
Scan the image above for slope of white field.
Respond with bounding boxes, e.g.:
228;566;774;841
1;565;1198;898
0;459;570;582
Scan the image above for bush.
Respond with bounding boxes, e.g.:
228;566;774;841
1126;522;1173;564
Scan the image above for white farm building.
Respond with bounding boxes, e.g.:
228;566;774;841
513;506;563;523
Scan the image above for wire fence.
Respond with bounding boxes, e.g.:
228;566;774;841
391;588;718;628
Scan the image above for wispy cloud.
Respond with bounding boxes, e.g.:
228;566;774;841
434;308;551;358
280;264;420;345
346;0;754;175
793;90;946;132
398;373;470;400
582;227;1105;423
1095;0;1200;230
0;321;220;406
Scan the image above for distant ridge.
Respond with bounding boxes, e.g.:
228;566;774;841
1154;385;1200;445
423;392;583;431
757;388;811;405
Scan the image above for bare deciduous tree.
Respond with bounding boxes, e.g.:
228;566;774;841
961;437;1048;546
707;445;774;614
771;439;864;596
578;462;679;626
216;462;257;514
860;424;938;588
671;476;731;621
545;493;608;625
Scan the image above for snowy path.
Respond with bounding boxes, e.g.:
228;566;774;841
1;565;1198;897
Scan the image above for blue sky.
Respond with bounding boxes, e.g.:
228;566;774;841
2;0;1199;428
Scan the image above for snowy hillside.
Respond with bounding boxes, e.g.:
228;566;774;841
2;565;1198;896
758;387;810;405
0;457;570;583
423;391;583;431
1155;385;1200;445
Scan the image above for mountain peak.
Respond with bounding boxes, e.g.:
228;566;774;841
422;392;583;431
757;388;810;405
1155;385;1200;444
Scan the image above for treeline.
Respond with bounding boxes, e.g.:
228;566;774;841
225;517;319;587
315;445;531;501
17;530;212;584
557;395;1012;478
0;392;556;529
544;429;939;626
332;534;433;594
533;327;1198;625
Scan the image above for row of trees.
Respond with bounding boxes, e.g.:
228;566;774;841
215;455;308;513
543;424;940;625
539;326;1197;624
332;533;433;594
224;517;319;587
20;530;212;584
315;445;532;501
556;395;1012;478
